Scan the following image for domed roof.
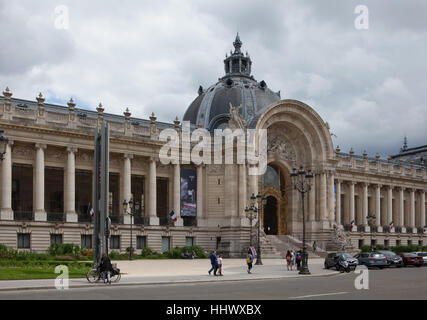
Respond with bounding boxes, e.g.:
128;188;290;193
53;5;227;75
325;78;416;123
183;34;281;132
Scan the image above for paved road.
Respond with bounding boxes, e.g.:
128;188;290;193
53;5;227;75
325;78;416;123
0;266;425;300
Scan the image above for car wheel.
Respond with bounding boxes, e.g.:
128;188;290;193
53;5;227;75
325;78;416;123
416;265;422;268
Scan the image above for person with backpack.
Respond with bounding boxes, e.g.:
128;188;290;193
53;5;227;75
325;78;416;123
285;250;293;271
208;250;217;276
100;253;113;284
246;248;254;274
296;250;302;270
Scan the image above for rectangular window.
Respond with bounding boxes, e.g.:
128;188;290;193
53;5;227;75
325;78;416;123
110;235;120;250
17;233;30;249
407;240;412;246
216;237;221;250
12;164;33;220
161;237;170;253
81;235;92;249
131;175;145;216
109;173;120;216
45;167;64;214
76;170;92;217
50;234;63;245
185;237;194;247
136;236;147;249
384;240;389;248
396;240;401;246
157;178;169;219
358;239;364;249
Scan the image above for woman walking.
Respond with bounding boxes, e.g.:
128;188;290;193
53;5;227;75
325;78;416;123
217;254;223;276
285;250;293;271
246;248;254;274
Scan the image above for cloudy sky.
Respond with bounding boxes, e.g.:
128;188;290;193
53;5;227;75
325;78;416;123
1;0;426;157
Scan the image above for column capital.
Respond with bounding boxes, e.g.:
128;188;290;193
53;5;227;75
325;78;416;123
35;143;46;150
375;183;382;189
6;140;14;147
67;146;78;154
361;182;369;188
336;179;342;184
347;181;357;186
396;186;405;192
149;156;159;163
124;153;134;160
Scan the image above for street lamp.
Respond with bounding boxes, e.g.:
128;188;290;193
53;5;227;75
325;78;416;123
245;206;257;247
290;166;313;275
0;130;9;161
123;199;135;261
249;192;267;265
367;214;376;251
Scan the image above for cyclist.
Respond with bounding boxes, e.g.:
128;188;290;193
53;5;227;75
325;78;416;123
100;253;113;284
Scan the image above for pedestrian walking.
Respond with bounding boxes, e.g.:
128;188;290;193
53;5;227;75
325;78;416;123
313;241;317;254
246;248;254;274
100;253;113;284
296;250;302;270
285;250;293;271
217;254;223;276
208;250;217;275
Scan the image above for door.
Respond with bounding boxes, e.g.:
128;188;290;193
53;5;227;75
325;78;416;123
264;196;278;235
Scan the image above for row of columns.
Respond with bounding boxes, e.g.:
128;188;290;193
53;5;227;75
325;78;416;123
335;180;426;233
0;143;205;226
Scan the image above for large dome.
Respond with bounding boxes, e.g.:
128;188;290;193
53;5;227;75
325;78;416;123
183;34;281;132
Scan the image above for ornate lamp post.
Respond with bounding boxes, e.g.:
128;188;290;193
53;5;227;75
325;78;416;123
245;206;257;247
123;199;138;261
367;214;376;251
290;166;313;275
0;130;8;161
250;193;267;265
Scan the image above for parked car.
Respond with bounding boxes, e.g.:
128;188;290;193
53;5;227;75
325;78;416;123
414;252;427;265
324;252;358;271
354;252;388;269
377;250;403;268
400;253;424;267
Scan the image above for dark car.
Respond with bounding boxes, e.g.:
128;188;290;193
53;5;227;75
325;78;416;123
400;253;424;267
354;252;389;269
377;250;403;268
324;252;358;270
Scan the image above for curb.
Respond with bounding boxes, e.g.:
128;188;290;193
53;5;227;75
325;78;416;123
0;271;339;292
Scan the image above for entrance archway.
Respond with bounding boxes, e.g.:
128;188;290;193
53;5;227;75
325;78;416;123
261;164;288;235
264;196;278;235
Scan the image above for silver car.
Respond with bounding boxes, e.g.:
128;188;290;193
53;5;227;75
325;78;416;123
414;252;427;265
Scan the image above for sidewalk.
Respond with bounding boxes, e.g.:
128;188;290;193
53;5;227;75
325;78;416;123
0;258;338;292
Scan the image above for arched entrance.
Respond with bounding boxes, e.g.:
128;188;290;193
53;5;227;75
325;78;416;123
264;196;278;234
261;164;288;235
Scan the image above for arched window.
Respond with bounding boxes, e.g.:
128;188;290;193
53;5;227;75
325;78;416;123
263;164;286;196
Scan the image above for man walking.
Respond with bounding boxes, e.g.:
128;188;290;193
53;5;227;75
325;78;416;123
208;250;217;276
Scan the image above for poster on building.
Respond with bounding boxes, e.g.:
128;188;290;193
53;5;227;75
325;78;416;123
181;168;197;217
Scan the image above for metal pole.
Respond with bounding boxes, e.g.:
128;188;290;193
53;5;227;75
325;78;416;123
255;202;263;265
299;191;310;274
130;212;133;260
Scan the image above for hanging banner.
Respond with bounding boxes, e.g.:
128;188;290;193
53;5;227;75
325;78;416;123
180;168;197;217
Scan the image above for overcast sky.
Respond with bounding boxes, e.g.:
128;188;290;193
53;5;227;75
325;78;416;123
1;0;426;157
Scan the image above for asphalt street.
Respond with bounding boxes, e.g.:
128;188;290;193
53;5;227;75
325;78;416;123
0;266;426;300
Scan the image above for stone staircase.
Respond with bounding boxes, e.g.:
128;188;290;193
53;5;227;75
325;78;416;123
254;231;327;259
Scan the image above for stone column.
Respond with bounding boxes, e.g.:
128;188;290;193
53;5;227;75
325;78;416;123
420;191;425;231
375;184;382;232
238;164;247;218
349;181;356;231
398;187;406;233
328;172;335;221
148;157;159;225
410;189;416;233
65;147;78;223
0;140;13;220
173;163;183;226
196;165;204;225
362;183;369;229
308;174;316;221
34;143;47;221
122;154;133;225
335;180;341;224
319;172;327;221
249;165;258;198
387;186;394;232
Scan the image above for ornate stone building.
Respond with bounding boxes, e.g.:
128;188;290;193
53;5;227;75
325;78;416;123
0;35;426;256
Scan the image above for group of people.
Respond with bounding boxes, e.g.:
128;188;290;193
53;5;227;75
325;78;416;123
208;250;224;276
182;250;197;259
285;249;303;271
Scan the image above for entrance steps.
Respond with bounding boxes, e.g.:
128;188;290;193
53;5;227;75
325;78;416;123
258;234;326;259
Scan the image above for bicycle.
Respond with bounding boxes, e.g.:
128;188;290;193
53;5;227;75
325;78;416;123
86;265;121;283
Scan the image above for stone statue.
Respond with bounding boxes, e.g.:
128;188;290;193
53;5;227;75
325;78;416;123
228;103;246;130
332;223;352;251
